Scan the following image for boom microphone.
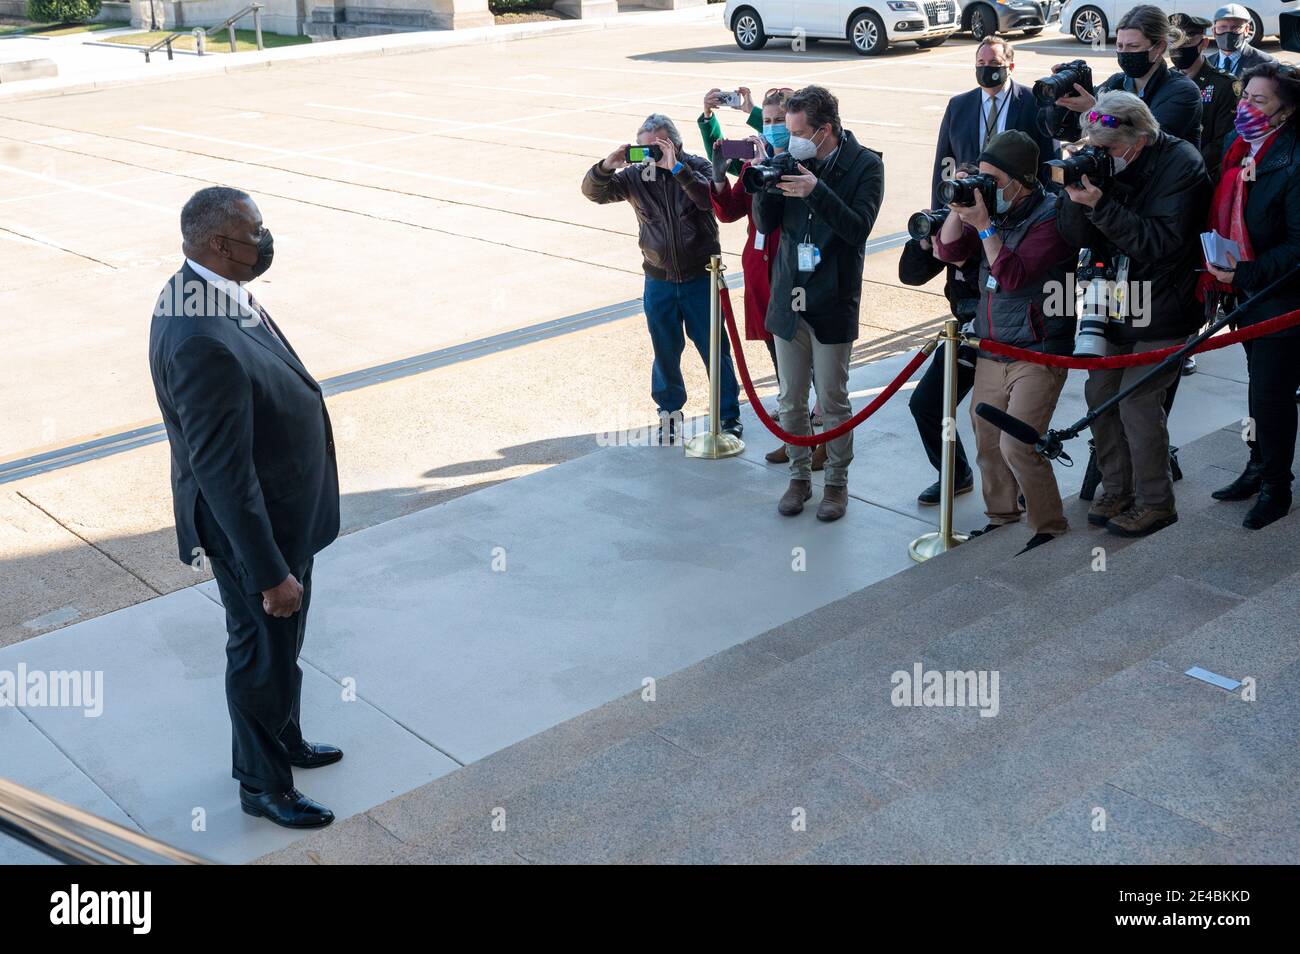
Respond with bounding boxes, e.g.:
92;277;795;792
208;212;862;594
975;403;1041;446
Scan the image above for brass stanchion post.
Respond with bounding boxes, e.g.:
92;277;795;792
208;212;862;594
910;319;970;562
685;255;745;459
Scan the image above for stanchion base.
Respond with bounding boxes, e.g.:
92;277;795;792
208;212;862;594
684;432;745;459
908;531;970;563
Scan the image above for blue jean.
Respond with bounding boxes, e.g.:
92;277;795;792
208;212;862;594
643;274;740;421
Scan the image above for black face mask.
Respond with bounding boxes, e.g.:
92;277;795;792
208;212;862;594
1170;43;1201;71
1117;49;1155;79
1216;31;1244;52
975;65;1006;89
223;229;275;278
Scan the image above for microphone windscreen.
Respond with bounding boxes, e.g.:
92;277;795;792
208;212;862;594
975;402;1041;446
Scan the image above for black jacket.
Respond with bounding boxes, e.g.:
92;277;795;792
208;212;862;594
581;152;719;283
898;237;980;320
149;263;340;592
1186;60;1240;181
753;129;885;344
1229;124;1300;335
931;81;1058;209
1056;132;1212;344
1049;62;1203;149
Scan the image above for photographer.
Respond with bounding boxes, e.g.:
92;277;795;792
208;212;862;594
1056;91;1212;538
1205;62;1300;529
933;131;1076;554
753;85;884;522
899;208;980;506
1048;5;1203;148
582;113;742;443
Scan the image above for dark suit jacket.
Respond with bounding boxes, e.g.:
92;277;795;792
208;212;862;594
148;262;340;592
930;81;1058;209
1207;43;1278;77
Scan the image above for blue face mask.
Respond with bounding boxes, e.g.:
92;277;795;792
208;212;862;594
763;122;790;151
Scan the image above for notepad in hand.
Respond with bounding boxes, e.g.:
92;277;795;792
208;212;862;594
1200;230;1241;270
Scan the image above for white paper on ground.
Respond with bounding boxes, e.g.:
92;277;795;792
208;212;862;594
1185;666;1242;691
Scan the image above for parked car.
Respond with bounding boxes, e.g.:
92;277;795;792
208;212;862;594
1060;0;1285;45
724;0;961;55
961;1;1062;42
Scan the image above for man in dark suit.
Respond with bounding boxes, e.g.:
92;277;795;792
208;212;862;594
930;36;1058;209
916;36;1055;504
1208;4;1278;77
149;187;342;829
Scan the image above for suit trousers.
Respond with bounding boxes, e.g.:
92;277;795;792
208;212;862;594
775;319;854;486
1085;338;1186;510
209;555;313;793
1244;335;1300;487
970;357;1069;535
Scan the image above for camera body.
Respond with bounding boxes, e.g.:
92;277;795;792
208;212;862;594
1047;146;1115;189
1073;246;1131;358
1033;60;1093;104
907;207;950;241
938;173;998;210
742;152;801;194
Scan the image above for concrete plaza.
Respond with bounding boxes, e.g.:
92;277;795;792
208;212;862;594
0;9;1295;863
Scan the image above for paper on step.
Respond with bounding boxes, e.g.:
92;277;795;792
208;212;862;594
1185;666;1242;691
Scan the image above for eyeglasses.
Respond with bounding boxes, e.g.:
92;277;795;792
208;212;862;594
1086;111;1129;127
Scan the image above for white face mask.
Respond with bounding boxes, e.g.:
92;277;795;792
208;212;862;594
1111;143;1138;174
787;127;824;162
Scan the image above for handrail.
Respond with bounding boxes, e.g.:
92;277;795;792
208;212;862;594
0;778;214;865
142;2;265;63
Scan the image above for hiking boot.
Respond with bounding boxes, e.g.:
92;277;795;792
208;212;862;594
778;479;813;516
1105;504;1178;537
816;484;848;522
1087;492;1134;527
764;445;788;464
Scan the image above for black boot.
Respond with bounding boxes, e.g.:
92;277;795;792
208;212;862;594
1243;485;1292;530
1212;460;1265;501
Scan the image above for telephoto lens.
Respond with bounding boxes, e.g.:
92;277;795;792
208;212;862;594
1072;248;1129;358
937;174;997;208
1032;60;1093;103
907;208;950;241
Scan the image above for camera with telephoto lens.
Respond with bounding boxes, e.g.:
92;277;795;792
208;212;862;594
907;207;950;241
1033;60;1093;104
742;152;802;195
938;173;998;209
1073;247;1131;358
1047;146;1116;189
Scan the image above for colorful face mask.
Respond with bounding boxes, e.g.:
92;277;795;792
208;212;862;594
763;122;790;151
1234;100;1277;141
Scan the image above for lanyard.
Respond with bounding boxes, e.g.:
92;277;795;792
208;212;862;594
801;143;842;243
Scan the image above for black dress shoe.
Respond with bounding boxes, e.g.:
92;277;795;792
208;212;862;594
917;472;974;506
722;418;743;438
287;741;344;769
240;786;335;829
1213;461;1264;501
967;523;1004;538
1243;487;1292;530
1016;532;1057;555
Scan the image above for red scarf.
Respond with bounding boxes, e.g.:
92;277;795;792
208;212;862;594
1199;132;1276;301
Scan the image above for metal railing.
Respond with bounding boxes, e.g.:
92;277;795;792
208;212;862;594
142;2;265;63
0;778;213;865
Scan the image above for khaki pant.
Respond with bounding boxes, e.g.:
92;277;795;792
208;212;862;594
970;357;1069;536
1085;337;1185;510
774;319;854;486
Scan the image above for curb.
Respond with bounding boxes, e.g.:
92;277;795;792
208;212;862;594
0;7;722;102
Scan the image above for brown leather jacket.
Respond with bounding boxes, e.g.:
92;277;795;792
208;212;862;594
582;152;720;282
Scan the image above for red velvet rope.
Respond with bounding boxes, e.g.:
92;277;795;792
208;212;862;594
720;285;933;447
972;307;1300;369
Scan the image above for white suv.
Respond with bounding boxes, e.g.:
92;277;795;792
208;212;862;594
1060;1;1290;44
724;0;961;55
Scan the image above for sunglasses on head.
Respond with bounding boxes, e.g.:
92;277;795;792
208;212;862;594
765;86;795;99
1086;111;1130;128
